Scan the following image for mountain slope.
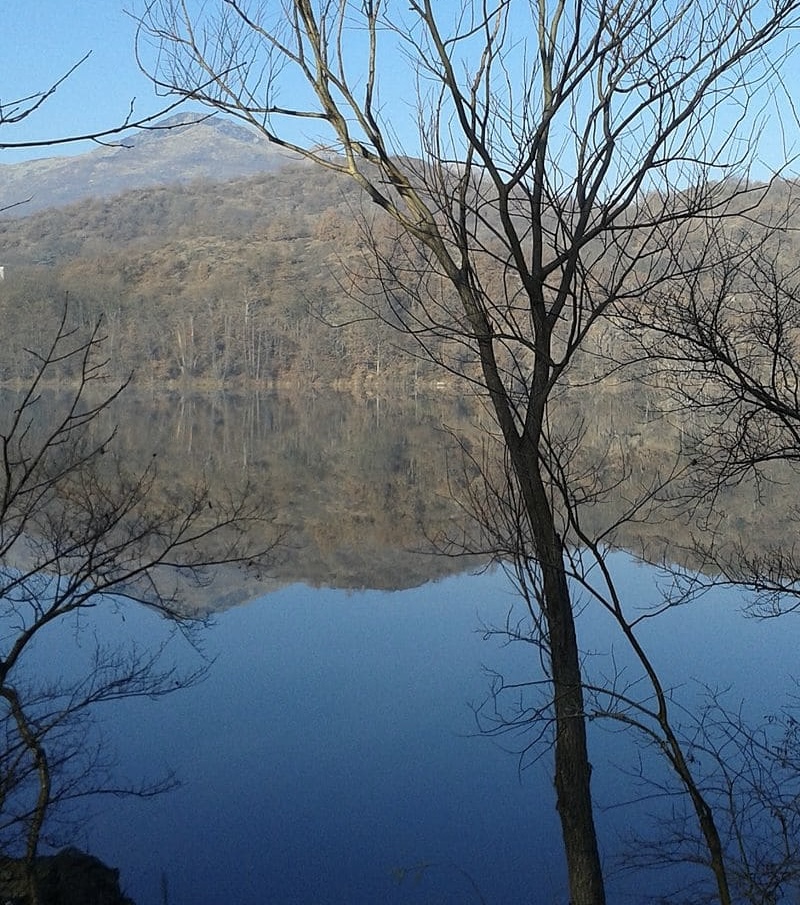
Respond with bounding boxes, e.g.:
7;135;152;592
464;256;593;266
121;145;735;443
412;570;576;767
0;113;303;215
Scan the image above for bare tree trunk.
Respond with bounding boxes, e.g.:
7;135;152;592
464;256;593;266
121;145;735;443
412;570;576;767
546;571;603;904
1;687;47;905
516;440;605;904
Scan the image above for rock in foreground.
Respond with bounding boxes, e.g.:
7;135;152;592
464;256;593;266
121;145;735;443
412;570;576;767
0;847;134;905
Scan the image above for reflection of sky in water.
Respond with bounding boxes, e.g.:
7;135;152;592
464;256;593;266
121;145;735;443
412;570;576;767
38;556;800;904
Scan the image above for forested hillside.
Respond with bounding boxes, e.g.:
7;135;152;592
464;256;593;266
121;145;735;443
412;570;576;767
0;152;797;589
0;162;438;388
1;144;796;398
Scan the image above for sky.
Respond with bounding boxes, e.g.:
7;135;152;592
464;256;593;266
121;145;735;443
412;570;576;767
1;2;178;162
0;1;415;164
2;2;797;176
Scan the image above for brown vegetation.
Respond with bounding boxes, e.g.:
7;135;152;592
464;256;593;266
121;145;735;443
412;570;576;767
0;166;433;389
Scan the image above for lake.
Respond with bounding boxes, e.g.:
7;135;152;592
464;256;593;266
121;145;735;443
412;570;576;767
6;390;800;904
29;552;796;905
78;570;567;905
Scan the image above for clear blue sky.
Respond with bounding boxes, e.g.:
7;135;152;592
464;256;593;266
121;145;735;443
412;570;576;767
1;2;178;162
2;2;797;177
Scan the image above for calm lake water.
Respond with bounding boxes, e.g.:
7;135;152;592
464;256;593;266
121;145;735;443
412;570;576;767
70;569;565;905
37;553;799;905
8;391;800;904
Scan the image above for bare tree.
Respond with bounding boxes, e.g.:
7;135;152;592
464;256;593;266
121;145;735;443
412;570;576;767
136;1;800;901
0;45;275;905
0;51;189;156
0;309;274;903
619;215;800;605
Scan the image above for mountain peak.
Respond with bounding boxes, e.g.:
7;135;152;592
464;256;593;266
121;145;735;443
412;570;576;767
0;113;302;217
129;112;267;146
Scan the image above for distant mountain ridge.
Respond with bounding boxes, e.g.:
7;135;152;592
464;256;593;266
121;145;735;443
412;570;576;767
0;113;303;216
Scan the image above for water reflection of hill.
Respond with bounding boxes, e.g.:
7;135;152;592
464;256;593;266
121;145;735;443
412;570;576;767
110;389;487;604
128;388;792;592
6;385;789;612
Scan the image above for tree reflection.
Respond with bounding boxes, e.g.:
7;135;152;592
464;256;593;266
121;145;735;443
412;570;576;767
0;310;275;901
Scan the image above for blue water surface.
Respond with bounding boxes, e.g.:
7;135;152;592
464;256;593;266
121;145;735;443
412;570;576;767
36;556;800;905
80;570;564;905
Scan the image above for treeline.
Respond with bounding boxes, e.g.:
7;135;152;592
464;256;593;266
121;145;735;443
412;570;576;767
1;164;796;395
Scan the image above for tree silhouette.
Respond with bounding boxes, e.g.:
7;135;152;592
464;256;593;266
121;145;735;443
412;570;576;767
137;1;800;901
0;308;275;903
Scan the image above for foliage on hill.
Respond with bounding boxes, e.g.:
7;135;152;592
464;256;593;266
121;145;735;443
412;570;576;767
0;165;442;389
1;163;796;400
0;166;798;592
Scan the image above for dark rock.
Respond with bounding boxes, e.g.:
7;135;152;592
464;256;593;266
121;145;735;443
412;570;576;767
0;847;134;905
